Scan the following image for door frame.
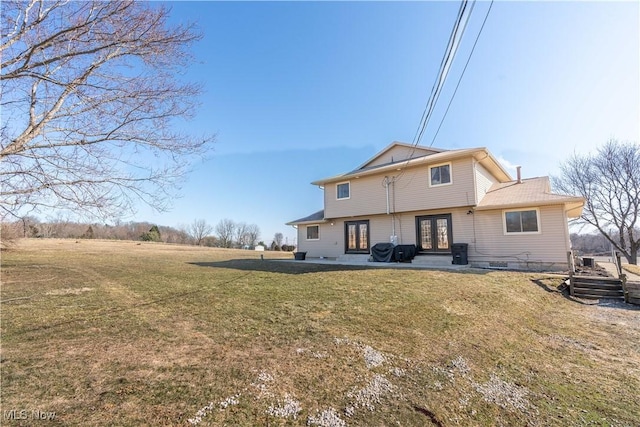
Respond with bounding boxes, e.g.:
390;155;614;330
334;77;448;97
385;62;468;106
344;220;370;254
415;214;453;254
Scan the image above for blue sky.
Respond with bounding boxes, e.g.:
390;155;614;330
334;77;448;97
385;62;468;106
134;1;639;245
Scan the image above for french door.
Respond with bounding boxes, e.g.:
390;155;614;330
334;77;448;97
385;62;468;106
345;220;370;254
416;214;452;253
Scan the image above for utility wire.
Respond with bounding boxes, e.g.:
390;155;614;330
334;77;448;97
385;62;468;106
430;0;494;147
393;0;475;185
412;0;475;148
412;1;467;146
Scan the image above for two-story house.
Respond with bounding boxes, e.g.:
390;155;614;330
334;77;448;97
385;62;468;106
286;142;584;270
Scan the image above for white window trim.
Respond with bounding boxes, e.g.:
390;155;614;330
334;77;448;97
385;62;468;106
428;162;453;187
502;208;541;235
306;224;320;241
336;181;350;200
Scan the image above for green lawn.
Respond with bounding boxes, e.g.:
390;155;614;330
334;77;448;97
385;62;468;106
1;239;639;426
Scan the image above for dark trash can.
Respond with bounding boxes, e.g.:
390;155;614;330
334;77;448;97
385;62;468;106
294;252;306;260
451;243;468;265
582;257;594;267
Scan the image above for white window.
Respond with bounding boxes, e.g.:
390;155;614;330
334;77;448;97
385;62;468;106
429;163;452;186
336;182;350;199
503;208;540;234
306;225;319;240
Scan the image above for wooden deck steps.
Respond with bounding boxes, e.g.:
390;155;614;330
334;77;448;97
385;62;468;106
569;276;625;300
625;281;640;305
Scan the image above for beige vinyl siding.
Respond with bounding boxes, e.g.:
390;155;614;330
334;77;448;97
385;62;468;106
297;208;475;258
295;222;343;258
392;157;476;212
324;175;388;218
296;205;571;269
470;205;571;264
389;208;475;246
324;157;477;218
365;146;440;168
475;162;499;205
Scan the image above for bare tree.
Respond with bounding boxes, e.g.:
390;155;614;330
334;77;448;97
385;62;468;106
189;219;212;246
0;220;22;248
162;226;190;245
273;232;284;250
215;219;235;248
0;0;213;220
245;224;261;248
553;139;639;264
234;222;248;249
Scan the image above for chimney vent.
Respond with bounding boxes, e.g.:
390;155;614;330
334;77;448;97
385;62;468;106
516;166;522;184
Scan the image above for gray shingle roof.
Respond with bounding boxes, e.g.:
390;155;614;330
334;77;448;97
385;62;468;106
286;209;325;225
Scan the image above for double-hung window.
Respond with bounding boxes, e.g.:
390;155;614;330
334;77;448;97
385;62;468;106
429;163;452;186
336;182;350;200
504;209;540;234
306;225;319;240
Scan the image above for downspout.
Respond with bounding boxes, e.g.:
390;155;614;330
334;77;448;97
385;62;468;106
385;176;397;243
385;176;390;214
391;177;396;239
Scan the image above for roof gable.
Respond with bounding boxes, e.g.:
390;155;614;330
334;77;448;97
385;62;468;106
311;145;512;185
356;141;446;170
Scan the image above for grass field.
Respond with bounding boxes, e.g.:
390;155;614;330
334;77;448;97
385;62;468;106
1;239;639;426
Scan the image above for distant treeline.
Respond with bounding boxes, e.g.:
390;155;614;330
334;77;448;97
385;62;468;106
570;232;615;256
1;217;293;251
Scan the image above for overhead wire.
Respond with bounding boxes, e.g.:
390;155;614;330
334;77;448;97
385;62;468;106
412;0;476;148
429;0;494;147
391;0;476;187
383;0;492;225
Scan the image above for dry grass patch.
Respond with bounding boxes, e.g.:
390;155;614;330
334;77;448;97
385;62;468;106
1;239;639;426
622;263;640;276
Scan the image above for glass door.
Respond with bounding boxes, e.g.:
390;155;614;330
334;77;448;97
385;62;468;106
416;214;452;253
345;220;369;254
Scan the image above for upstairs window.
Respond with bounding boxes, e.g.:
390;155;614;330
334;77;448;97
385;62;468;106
306;225;319;240
429;163;452;186
504;209;540;234
336;182;350;199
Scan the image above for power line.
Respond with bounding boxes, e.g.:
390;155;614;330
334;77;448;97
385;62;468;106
392;0;476;185
429;0;494;147
412;0;475;148
411;2;465;146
